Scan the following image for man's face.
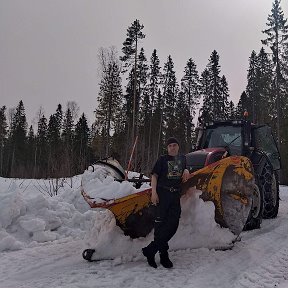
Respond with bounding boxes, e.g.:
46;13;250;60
167;143;179;156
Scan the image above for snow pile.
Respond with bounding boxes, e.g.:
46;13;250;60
172;189;234;249
81;167;150;202
0;166;234;259
84;188;234;261
0;177;94;251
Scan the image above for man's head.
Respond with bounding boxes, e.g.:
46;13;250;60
166;137;179;156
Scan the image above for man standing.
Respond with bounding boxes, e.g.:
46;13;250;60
142;137;190;268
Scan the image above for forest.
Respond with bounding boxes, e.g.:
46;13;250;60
0;0;287;183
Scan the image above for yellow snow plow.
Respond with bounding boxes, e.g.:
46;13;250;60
81;156;255;238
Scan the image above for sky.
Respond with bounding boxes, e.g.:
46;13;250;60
1;0;288;127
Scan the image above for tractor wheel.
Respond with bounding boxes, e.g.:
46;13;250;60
244;184;263;230
261;163;279;219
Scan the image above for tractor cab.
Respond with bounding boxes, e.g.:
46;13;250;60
190;119;281;172
198;120;244;156
186;120;247;173
186;118;281;228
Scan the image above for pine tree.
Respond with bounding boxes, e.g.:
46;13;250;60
219;75;230;119
246;50;258;122
138;48;149;91
96;48;123;156
148;50;161;115
162;55;178;138
200;51;227;122
55;104;63;132
181;58;200;150
174;91;189;152
256;47;274;124
47;110;62;177
208;50;222;118
246;48;274;124
62;108;73;146
110;103;127;166
146;49;162;166
137;48;149;138
27;125;36;176
0;106;8;176
236;91;249;118
118;47;149;171
62;108;74;176
137;48;149;170
227;101;236;119
9;100;28;177
154;89;164;157
199;68;212;123
262;0;288;144
120;19;145;142
36;115;48;178
281;112;288;184
122;69;135;144
120;19;146;72
74;113;90;174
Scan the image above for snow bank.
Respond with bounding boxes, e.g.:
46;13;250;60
0;176;94;252
81;168;150;202
84;187;235;261
0;167;234;258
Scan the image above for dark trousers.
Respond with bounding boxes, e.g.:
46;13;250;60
146;188;181;254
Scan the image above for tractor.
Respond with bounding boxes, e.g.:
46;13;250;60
81;118;281;261
186;118;281;229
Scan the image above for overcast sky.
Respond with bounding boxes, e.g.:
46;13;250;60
1;0;288;127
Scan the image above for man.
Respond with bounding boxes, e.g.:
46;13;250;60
142;137;190;268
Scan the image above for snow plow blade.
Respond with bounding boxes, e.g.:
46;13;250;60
82;156;254;238
182;156;254;235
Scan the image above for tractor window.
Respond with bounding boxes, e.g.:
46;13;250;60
203;126;242;155
253;126;281;170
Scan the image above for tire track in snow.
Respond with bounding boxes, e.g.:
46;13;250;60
234;247;288;288
174;199;288;288
233;216;288;288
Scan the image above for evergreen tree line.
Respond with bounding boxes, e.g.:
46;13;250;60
94;1;288;182
0;102;93;178
93;21;240;174
1;0;288;183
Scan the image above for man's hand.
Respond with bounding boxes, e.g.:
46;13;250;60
182;169;190;182
151;190;159;205
151;174;159;205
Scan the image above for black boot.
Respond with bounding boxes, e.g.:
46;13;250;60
160;251;173;268
142;247;157;269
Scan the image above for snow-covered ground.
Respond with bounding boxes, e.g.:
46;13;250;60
0;168;288;288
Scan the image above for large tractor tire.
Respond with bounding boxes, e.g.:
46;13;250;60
244;183;263;230
250;152;280;221
260;162;279;219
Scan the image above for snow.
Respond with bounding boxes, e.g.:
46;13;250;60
81;167;150;202
0;168;288;288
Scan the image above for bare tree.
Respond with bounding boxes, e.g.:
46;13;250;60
7;107;16;128
31;106;45;131
67;101;80;123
